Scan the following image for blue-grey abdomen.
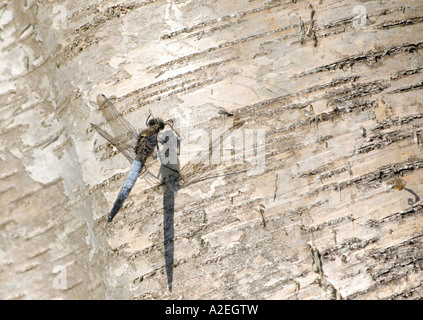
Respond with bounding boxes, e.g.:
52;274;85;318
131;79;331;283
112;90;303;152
108;160;143;222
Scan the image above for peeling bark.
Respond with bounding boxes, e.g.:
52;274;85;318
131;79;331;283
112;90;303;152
1;0;423;299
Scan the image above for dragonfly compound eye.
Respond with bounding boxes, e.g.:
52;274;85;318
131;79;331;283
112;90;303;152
149;118;165;130
157;119;165;130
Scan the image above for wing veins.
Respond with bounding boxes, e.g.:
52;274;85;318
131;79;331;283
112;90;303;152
97;95;138;140
91;123;135;163
178;121;245;184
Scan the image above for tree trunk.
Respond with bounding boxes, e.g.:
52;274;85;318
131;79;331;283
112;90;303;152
1;0;423;299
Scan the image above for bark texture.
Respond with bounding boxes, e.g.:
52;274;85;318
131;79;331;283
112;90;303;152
1;0;423;299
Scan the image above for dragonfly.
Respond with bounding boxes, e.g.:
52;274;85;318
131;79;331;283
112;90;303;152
91;94;171;222
91;94;249;223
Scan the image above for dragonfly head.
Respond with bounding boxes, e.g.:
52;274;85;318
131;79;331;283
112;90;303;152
148;118;165;131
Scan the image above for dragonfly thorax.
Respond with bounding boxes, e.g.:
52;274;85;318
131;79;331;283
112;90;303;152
133;118;165;161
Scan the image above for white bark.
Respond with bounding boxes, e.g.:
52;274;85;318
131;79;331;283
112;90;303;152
1;0;423;299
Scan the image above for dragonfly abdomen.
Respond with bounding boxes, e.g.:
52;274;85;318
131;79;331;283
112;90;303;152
108;160;144;222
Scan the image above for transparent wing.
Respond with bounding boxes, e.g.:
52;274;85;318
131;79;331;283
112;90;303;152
124;117;255;225
178;120;249;186
93;94;139;162
96;94;138;140
91;123;135;163
137;119;251;192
